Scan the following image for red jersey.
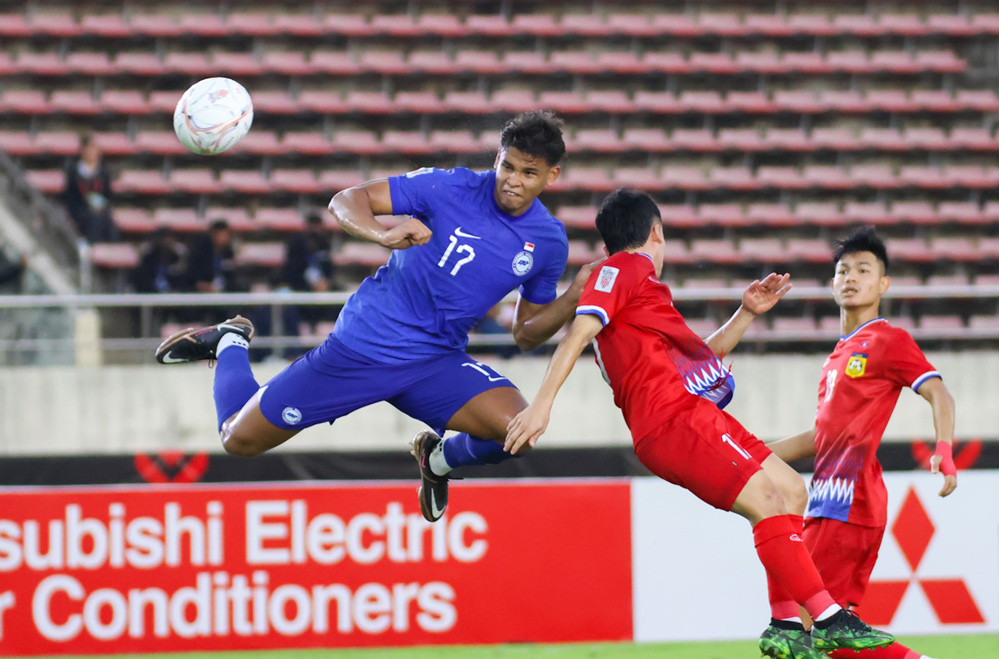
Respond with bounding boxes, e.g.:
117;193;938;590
807;318;940;527
577;251;734;441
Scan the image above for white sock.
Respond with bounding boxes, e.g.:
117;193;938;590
428;439;452;476
814;604;842;622
217;332;249;356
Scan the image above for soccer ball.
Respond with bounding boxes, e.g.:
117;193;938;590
173;77;253;155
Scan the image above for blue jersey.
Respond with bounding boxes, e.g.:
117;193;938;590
332;167;568;362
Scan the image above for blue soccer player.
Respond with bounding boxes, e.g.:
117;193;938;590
156;111;597;522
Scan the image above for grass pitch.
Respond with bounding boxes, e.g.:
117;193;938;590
40;634;999;659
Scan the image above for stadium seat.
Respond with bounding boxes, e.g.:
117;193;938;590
785;239;831;263
566;240;598;265
162;52;215;76
937;201;986;225
172;169;223;195
298;90;348;114
134;132;187;155
757;166;807;189
555;206;596;230
890;201;938;224
726;91;776;114
747;203;797;228
50;91;100;115
658;205;698;229
117;170;171;196
236;242;285;268
256;208;306;232
795;202;846;227
738;238;785;262
270;170;322;195
408;51;459;76
333;241;392;267
90;242;139;270
219;170;270;195
560;13;610;37
622;128;673;152
689;239;741;264
698;204;749;228
236;131;283;156
844;201;892;225
718;129;766;152
382;130;434;155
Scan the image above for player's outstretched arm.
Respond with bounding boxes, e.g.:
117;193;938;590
505;313;603;454
917;378;958;497
767;427;818;464
511;257;604;351
329;180;432;250
705;273;792;357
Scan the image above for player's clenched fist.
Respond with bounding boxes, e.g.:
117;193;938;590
380;217;432;250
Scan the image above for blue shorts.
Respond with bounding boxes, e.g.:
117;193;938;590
258;336;515;434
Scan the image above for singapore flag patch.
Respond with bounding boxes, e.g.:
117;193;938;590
595;265;619;292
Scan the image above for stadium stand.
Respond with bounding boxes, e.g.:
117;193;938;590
1;0;998;350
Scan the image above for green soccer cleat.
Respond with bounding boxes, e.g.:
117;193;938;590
759;621;827;659
811;609;894;653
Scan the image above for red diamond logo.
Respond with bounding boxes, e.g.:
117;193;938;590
857;486;985;626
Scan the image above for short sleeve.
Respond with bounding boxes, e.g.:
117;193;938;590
387;167;449;218
885;327;940;391
519;232;568;305
576;255;645;326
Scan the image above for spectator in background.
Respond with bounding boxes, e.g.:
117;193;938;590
131;227;187;294
63;133;118;244
0;248;27;289
281;212;339;333
185;218;241;325
187;218;238;294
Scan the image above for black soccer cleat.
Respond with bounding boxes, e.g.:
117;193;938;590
811;609;894;653
155;315;255;364
410;430;450;523
759;621;826;659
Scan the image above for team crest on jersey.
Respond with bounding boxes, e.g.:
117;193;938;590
595;266;619;292
845;352;868;378
512;250;534;275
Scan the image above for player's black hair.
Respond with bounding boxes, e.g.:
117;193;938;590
833;225;890;272
499;110;566;166
305;212;324;226
209;218;230;233
595;188;662;255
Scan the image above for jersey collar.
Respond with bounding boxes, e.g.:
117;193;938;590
841;317;886;340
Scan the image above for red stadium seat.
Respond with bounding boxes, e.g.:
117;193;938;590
211;52;263;77
382;130;434;155
78;13;132;37
511;13;560;36
15;52;67;76
937;201;986;225
885;238;934;263
262;51;315;76
747;203;797;228
33;131;81;156
408;51;459;76
744;14;793;37
641;52;691;74
317;169;365;193
50;91;100;115
153;209;204;233
795;202;846;227
909;90;960;113
678;91;727;114
950;127;998;150
177;13;228;37
442;90;492;114
114;207;154;234
491;89;538;114
690;239;741;264
632;91;683;114
687;52;739;75
659;205;698;229
236;242;285;268
429;130;483;154
709;167;759;191
811;127;862;151
560;13;610;37
858;127;907;151
501;51;552;75
757;166;806;189
915;50;967;73
555;206;596;229
726;91;776;114
612;167;663;192
585;90;635;113
25;169;64;194
621;128;672;152
369;14;420;36
698;12;748;37
832;14;882;37
550;51;601;75
844;201;892;225
929;237;979;261
0;132;34;155
463;15;515;37
309;51;360;76
661;166;710;191
333;241;392;267
100;90;150;114
571;129;625;153
90;242;139;270
556;167;613;192
27;12;81;37
802;165;853;190
172;169;223;195
864;90;917;113
415;14;466;37
850;164;900;189
890;201;938;224
536;91;589;114
735;51;787;74
765;128;812;152
226;12;279;36
773;90;824;114
826;50;875;74
955;90;999;112
877;13;928;36
321;13;372;36
566;240;598;266
134;131;187;155
819;90;868;113
926;14;979;36
718;128;766;152
0;13;30;37
343;90;394;114
903;127;949;150
205;207;255;233
394;91;444;113
594;51;646;75
271;170;323;195
786;239;831;263
606;13;660;37
64;52;114;76
358;50;409;75
116;170;171;195
162;52;215;77
218;169;272;195
130;14;183;37
256;208;305;232
453;51;505;75
698;204;749;228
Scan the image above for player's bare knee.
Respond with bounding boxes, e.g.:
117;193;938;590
782;477;808;516
220;425;264;458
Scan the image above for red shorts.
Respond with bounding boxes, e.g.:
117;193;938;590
803;516;886;608
633;397;772;511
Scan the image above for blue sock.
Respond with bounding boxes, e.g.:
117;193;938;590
212;346;260;431
441;432;513;468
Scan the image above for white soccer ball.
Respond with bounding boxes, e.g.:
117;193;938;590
173;77;253;155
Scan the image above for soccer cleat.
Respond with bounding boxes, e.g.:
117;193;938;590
410;430;449;523
155;315;254;364
759;622;827;659
811;609;894;653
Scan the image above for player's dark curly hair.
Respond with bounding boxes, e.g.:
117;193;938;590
595;188;662;255
834;225;890;271
499;110;566;166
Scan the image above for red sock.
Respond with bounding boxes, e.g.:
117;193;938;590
765;515;804;620
753;514;836;620
829;643;918;659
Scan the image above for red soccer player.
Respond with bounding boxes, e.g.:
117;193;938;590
768;226;957;659
505;189;895;659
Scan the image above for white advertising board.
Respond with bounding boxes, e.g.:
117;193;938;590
632;470;998;642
